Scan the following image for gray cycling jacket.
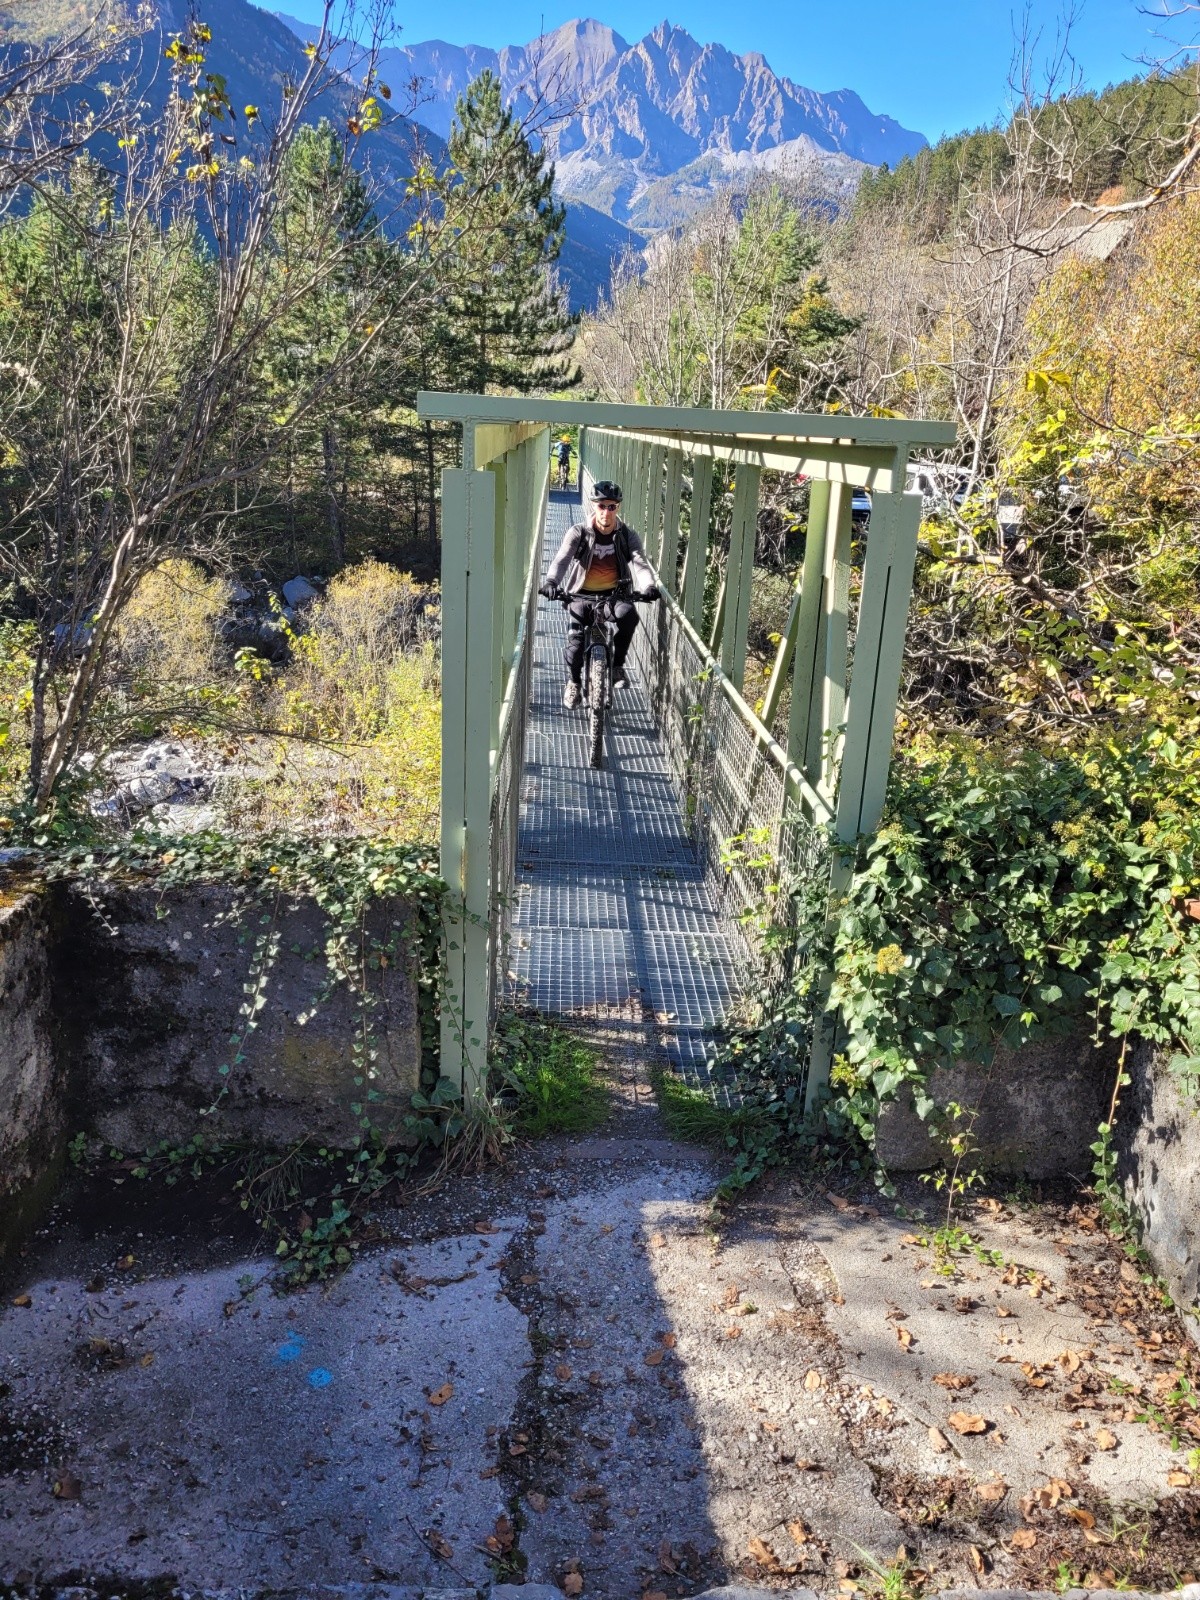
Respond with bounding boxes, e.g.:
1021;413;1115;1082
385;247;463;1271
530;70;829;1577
544;518;657;597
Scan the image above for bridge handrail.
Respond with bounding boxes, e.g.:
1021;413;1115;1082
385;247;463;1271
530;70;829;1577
650;573;835;830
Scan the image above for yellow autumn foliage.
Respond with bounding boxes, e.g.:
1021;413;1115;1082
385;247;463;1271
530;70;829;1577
1011;193;1200;528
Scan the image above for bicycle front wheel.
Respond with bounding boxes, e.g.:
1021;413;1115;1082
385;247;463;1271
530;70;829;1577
587;645;607;769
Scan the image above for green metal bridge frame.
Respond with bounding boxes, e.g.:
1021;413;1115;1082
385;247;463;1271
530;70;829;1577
417;392;956;1107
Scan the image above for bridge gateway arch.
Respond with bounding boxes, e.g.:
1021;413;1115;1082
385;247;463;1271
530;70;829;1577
417;393;955;1108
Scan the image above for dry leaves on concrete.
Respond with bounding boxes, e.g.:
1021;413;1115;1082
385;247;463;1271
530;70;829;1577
932;1372;975;1389
427;1382;454;1406
928;1426;952;1453
947;1411;989;1434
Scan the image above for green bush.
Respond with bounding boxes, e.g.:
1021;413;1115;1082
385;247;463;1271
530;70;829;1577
827;728;1200;1137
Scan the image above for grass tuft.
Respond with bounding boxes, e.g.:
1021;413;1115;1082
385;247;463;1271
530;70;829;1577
495;1015;609;1137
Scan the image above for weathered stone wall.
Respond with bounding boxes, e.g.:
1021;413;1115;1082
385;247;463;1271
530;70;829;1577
874;1031;1118;1181
56;881;424;1151
0;869;425;1236
1118;1040;1200;1317
0;887;65;1251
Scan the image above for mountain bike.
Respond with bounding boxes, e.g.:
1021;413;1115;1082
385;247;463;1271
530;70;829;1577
567;589;657;770
555;454;571;491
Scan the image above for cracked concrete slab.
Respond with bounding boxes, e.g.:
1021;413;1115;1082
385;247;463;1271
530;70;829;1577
0;1229;527;1589
2;1068;1197;1599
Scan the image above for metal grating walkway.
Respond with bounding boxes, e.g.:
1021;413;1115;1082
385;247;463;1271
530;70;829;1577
506;489;739;1091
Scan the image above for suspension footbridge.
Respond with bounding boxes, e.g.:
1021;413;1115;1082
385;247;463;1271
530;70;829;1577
417;394;956;1105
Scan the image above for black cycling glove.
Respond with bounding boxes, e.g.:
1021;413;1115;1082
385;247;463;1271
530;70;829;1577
538;581;562;601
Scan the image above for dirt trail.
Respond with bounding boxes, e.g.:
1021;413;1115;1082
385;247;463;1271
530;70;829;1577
1;1045;1197;1597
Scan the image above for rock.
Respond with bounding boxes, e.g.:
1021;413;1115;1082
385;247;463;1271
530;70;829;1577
874;1029;1117;1179
693;1589;820;1600
0;847;34;868
282;575;320;607
92;739;213;823
1118;1039;1200;1322
230;583;254;605
492;1587;563;1600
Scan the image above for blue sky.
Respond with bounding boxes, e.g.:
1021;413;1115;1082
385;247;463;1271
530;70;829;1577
272;1;1188;141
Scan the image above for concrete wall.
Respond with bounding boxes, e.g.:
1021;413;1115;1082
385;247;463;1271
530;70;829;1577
57;881;424;1151
1118;1040;1200;1318
0;873;425;1238
0;887;65;1252
874;1030;1118;1181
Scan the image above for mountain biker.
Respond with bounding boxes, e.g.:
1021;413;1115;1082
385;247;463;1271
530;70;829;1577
538;479;660;707
553;435;574;488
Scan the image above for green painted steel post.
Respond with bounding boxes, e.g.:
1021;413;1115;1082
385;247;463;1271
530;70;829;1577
438;466;497;1102
489;457;510;746
807;481;853;794
786;478;831;788
720;464;760;690
644;443;666;565
806;459;919;1113
760;566;804;735
660;448;684;596
681;456;713;629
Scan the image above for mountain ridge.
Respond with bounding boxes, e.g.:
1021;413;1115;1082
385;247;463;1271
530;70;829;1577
272;13;927;227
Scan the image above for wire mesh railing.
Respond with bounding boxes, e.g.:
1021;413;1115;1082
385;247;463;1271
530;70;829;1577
630;584;832;1028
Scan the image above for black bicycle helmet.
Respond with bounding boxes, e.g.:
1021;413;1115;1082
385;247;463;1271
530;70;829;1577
589;479;623;503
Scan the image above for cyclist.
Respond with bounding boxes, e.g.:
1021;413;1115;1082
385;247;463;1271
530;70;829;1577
552;435;574;490
538;479;659;707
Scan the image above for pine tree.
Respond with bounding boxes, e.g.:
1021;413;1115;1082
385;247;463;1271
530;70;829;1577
442;71;577;394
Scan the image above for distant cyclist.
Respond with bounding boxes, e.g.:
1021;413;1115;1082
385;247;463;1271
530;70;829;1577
538;479;659;706
552;435;574;490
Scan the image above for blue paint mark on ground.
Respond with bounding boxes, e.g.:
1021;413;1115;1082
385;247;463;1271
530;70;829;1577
307;1367;333;1388
275;1334;306;1364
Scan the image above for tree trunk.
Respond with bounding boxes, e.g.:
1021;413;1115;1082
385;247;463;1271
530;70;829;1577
322;421;347;568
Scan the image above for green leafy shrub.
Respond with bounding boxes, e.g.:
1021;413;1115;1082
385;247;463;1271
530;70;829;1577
827;728;1200;1137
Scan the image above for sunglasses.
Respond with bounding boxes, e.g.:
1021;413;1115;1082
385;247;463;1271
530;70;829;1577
595;501;620;510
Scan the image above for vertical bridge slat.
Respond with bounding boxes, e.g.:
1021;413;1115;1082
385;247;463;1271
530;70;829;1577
681;456;713;627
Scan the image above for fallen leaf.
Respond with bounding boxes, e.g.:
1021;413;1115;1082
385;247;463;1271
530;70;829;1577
528;1491;547;1512
996;1305;1014;1318
562;1573;583;1596
1167;1470;1193;1488
116;1254;135;1270
725;1324;742;1340
901;1232;925;1246
969;1545;988;1575
139;1352;154;1368
896;1325;914;1351
804;1369;823;1391
520;1273;539;1285
748;1535;780;1570
1058;1349;1083;1373
979;1197;1003;1215
52;1469;81;1500
644;1349;664;1366
660;1331;677;1349
11;1294;32;1308
875;1396;895;1416
1094;1428;1118;1451
555;1363;573;1381
787;1519;811;1545
427;1383;454;1406
975;1479;1008;1503
1065;1507;1097;1529
947;1411;988;1435
928;1426;951;1453
658;1538;677;1572
1011;1528;1037;1550
932;1372;975;1389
